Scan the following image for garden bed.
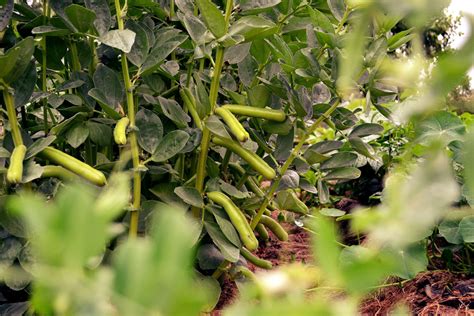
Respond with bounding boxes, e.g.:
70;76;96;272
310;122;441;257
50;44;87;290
213;223;473;315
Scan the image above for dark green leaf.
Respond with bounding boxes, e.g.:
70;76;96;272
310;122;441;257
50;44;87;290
195;0;227;38
275;189;308;214
84;0;111;35
240;0;280;14
0;37;35;84
88;89;122;119
26;136;57;160
349;137;375;159
323;167;361;180
277;170;299;191
320;208;346;217
87;121;112;146
12;61;36;108
310;140;344;154
31;26;71;36
307;6;334;34
64;4;96;33
174;186;204;208
141;31;187;75
157;96;191;128
65;122;89;148
151;130;190;162
219;181;249;199
320;152;358;170
204;221;240;262
126;20;150;67
350;123;384;138
205;115;232;139
197;243;225;270
228;16;277;43
92;64;124;111
136;108;163;154
208;206;242;248
274;125;294;161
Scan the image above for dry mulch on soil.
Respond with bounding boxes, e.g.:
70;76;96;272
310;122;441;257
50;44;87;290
212;223;474;315
361;270;474;315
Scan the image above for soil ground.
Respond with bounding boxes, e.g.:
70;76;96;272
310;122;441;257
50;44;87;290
212;221;474;315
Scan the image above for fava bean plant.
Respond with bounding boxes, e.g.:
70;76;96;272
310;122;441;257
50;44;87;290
0;0;473;314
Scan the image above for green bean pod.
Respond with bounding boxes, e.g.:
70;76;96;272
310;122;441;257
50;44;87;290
255;223;269;241
39;147;107;186
215;107;249;142
240;247;272;270
180;88;203;130
212;136;276;180
6;145;26;184
207;191;259;251
114;117;130;145
41;165;78;182
260;215;288;241
222;105;286;122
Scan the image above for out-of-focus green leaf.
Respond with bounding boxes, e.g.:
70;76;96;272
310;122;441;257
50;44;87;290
415;111;465;145
320;208;345;217
459;215;474;243
383;242;428;279
439;210;473;244
353;153;459;247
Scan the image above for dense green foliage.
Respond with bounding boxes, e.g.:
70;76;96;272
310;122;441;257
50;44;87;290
0;0;473;314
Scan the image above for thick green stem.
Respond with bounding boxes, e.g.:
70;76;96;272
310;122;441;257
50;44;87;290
208;47;225;109
115;0;141;238
169;0;175;18
4;89;23;147
42;0;50;133
69;40;81;72
193;1;232;217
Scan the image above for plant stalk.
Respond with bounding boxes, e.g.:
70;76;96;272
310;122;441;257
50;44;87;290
3;89;23;147
42;0;50;133
114;0;141;238
193;1;233;218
